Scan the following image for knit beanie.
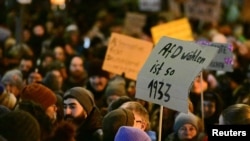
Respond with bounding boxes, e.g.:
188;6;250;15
21;83;57;110
102;108;135;141
64;87;95;115
1;69;23;90
105;80;127;98
114;126;151;141
173;112;199;132
0;110;40;141
0;90;17;110
108;96;132;112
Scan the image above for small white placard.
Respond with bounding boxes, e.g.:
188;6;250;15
196;41;233;72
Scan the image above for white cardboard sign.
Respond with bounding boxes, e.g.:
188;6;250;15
136;36;218;113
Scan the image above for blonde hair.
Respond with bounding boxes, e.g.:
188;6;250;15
220;103;250;125
120;101;150;130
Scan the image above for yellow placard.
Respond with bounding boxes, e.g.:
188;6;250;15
103;33;153;80
151;18;193;44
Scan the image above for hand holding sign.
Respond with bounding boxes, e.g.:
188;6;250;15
136;36;218;113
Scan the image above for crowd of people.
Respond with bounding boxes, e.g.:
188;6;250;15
1;0;250;141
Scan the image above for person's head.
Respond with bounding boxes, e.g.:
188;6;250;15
126;80;136;98
19;56;34;79
1;69;23;97
191;71;209;94
20;83;57;122
43;70;63;92
54;46;66;62
0;89;17;110
0;110;40;141
40;51;54;69
63;87;95;125
102;108;135;141
65;24;80;45
87;58;109;92
105;76;127;105
120;101;150;131
69;55;86;78
27;71;43;84
107;96;132;112
203;91;223;119
174;112;200;140
17;100;55;139
219;103;250;125
47;120;77;141
49;60;67;80
114;126;151;141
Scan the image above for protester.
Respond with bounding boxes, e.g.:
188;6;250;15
63;55;88;91
219;103;250;125
20;83;58;123
202;90;224;133
120;101;157;141
107;95;132;112
165;112;207;141
0;110;40;141
18;56;35;83
0;89;17;110
85;58;110;113
63;87;103;141
102;108;135;141
1;69;24;99
105;75;127;106
17;100;55;141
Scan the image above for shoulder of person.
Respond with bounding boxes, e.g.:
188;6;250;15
197;132;208;141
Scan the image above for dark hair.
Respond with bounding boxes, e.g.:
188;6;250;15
203;90;224;120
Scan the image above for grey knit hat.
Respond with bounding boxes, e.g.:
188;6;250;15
173;112;199;132
64;87;95;115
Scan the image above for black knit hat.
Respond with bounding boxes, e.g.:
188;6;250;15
173;112;199;132
108;96;132;112
102;108;135;141
0;110;40;141
64;87;95;115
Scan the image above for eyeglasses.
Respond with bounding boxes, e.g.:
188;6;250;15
135;120;142;124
